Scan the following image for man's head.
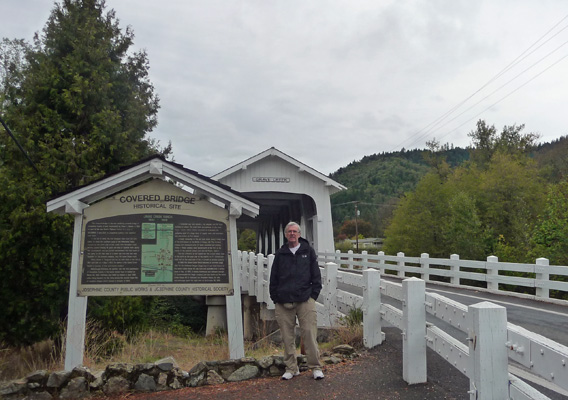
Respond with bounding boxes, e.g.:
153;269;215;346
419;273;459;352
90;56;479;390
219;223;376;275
285;222;301;247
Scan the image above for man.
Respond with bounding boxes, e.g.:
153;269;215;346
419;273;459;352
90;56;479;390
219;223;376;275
269;221;324;380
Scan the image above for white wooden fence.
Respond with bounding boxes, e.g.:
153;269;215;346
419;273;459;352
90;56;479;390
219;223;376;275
319;250;568;303
237;250;568;400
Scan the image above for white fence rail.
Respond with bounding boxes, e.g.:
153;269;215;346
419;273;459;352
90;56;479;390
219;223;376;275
319;250;568;302
237;250;568;400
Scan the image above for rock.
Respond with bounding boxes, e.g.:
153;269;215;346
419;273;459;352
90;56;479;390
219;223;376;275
332;344;356;355
157;372;168;390
269;365;283;376
258;356;274;369
187;371;206;387
134;373;156;392
0;379;27;396
89;370;104;391
102;376;130;395
188;361;208;375
105;363;134;378
170;377;183;389
206;370;224;385
70;366;94;383
25;370;49;385
134;363;156;374
60;376;88;399
46;370;71;388
155;356;177;371
22;391;53;400
227;364;259;382
322;355;343;365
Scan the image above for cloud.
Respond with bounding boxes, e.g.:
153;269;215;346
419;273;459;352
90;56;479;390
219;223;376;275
2;0;568;176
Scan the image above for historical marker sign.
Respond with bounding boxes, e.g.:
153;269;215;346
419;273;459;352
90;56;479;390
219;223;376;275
78;179;233;296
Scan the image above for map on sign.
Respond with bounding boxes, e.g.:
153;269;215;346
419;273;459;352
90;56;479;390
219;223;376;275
141;222;174;282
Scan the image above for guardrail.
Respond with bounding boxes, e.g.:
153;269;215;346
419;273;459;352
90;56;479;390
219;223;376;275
238;250;568;400
318;250;568;303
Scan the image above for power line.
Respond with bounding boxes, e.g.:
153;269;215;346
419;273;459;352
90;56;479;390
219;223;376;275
389;13;568;152
406;41;568;148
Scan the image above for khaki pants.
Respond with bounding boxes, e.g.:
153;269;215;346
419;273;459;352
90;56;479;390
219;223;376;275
275;298;322;373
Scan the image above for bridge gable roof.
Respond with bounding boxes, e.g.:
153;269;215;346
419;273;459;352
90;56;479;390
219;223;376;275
211;147;346;194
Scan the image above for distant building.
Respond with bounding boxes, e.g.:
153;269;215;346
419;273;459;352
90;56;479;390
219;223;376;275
342;237;384;249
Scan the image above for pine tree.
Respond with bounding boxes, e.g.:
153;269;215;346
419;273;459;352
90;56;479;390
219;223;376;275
0;0;167;345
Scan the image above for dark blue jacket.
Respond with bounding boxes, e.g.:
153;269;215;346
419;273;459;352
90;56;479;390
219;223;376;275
269;237;322;304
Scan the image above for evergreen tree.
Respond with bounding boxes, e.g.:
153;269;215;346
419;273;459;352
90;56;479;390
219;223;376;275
0;0;167;345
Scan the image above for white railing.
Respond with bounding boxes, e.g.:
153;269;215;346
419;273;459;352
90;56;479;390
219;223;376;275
237;250;568;400
319;250;568;303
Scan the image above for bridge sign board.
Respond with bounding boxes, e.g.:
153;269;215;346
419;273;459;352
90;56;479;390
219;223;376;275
47;156;260;369
79;179;233;296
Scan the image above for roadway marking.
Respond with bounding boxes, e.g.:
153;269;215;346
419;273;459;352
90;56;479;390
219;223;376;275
426;287;568;318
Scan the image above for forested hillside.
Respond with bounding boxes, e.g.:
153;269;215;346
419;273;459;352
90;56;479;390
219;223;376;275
330;121;568;271
330;147;469;237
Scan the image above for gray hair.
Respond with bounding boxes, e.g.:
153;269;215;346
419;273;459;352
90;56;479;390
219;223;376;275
285;221;301;234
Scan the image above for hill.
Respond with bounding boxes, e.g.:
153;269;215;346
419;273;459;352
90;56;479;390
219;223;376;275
329;136;568;238
329;147;469;237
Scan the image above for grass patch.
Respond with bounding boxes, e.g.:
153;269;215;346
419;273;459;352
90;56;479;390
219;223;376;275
0;321;282;383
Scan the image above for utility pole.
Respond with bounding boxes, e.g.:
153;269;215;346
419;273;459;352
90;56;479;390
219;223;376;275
354;201;359;252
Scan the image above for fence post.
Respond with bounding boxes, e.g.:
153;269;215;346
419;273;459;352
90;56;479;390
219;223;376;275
256;253;265;303
324;262;339;326
397;252;405;278
377;251;385;274
363;269;383;347
535;258;550;299
241;251;249;292
248;252;256;296
450;254;460;285
420;253;430;281
335;249;342;269
402;277;427;384
266;254;275;310
360;250;368;270
467;302;508;400
347;250;354;270
486;255;499;291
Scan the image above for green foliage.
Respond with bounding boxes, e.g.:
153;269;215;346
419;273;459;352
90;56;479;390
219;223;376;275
339;307;364;327
530;180;568;266
384;122;547;262
330;146;469;238
330;156;430;237
238;229;257;252
383;173;451;257
0;0;167;346
533;135;568;182
334;240;354;253
339;219;372;238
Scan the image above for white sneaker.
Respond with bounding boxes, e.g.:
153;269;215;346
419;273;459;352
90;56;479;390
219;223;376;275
281;371;300;380
313;369;324;380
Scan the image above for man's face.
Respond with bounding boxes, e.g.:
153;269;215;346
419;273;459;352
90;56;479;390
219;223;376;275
285;226;300;247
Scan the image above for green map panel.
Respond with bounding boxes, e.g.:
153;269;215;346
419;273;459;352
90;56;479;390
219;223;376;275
141;223;174;282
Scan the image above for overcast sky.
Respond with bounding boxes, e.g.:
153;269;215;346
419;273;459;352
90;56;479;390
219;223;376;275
2;0;568;176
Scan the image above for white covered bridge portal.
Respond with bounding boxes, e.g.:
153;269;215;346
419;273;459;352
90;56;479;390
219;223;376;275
212;147;346;255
